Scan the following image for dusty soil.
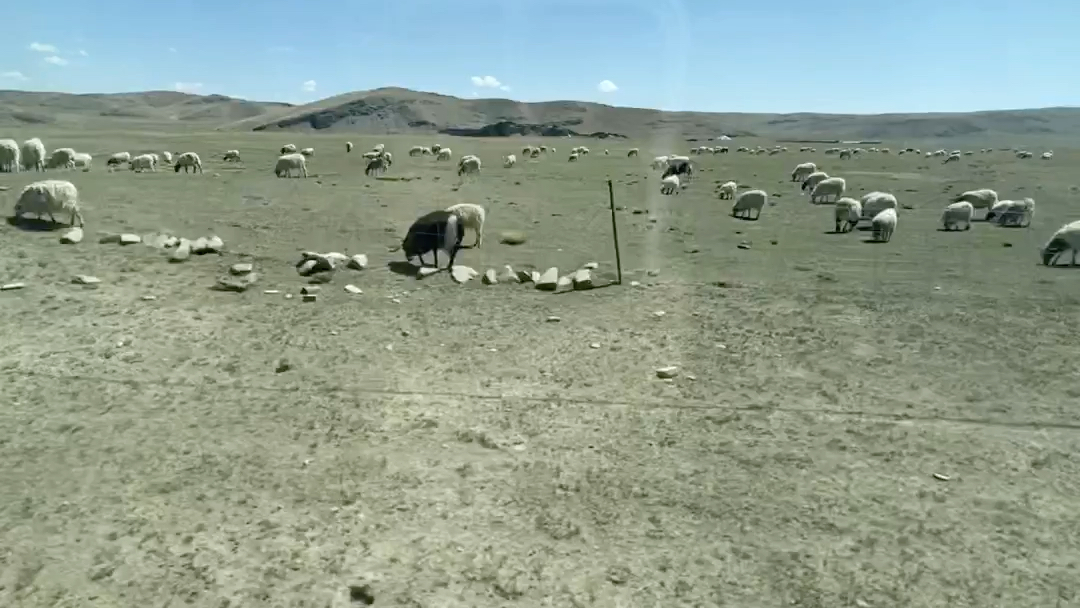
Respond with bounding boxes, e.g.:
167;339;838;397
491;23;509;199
1;132;1078;607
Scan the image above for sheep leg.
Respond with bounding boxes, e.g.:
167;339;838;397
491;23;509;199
47;211;58;224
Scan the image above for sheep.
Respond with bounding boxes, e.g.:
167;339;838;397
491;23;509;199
223;149;241;162
0;139;20;172
1042;151;1053;160
860;191;898;219
1017;150;1033;159
627;148;639;158
373;144;385;153
834;198;862;233
401;210;464;269
810;177;845;204
839;149;852;160
174;152;203;173
162;151;173;164
529;148;541;159
458;156;482;177
300;147;315;157
362;151;381;161
281;144;297;154
150;153;161;167
717;181;737;200
436;148;452;161
431;144;443;155
47;147;77;170
790;162;817;182
992;198;1035;227
660;174;681;195
604;149;610;155
871;208;898;242
364;156;389;176
445;203;486;248
503;154;516;168
129;153;157;172
73;152;92;171
409;145;426;157
941;201;974;231
346;142;354;153
950;188;997;214
800;171;830;194
20;138;46;171
568;152;579;162
650;155;670;170
522;145;537;156
942;152;961;164
1040;220;1080;266
420;147;432;156
275;153;308;178
13;179;84;227
662;158;693;182
731;189;767;220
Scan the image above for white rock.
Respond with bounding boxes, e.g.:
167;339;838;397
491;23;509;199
2;282;26;291
572;268;593;290
417;266;440;278
60;227;83;244
482;269;498;284
451;265;478;284
582;262;599;270
516;269;533;283
536;267;559;291
344;284;362;294
71;275;100;285
323;252;348;267
347;254;369;270
230;263;253;275
501;265;520;283
169;239;192;263
557;275;572;289
119;233;142;245
656;366;679;379
301;285;320;294
546;315;561;322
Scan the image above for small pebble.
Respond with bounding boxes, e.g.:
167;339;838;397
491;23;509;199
263;290;281;294
656;366;679;379
653;311;666;318
301;293;317;302
141;295;156;301
546;316;561;323
589;343;600;349
933;473;951;481
1;283;26;291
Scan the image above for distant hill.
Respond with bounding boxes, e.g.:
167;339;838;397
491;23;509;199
0;89;291;129
3;87;1079;143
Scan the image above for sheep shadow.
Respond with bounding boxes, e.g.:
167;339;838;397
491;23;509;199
387;261;421;277
862;238;889;244
5;216;67;232
936;227;972;232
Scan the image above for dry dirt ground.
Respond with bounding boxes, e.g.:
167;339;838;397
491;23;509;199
1;130;1079;607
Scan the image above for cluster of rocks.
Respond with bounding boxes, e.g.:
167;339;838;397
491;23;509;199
67;228;226;263
425;261;600;291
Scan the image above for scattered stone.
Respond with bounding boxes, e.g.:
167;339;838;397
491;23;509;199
572;268;594;290
451;265;478;284
71;275;100;285
589;343;601;349
653;311;666;318
932;473;951;482
347;254;369;270
229;262;254;275
169;239;192;263
647;269;660;277
1;282;25;291
499;231;528;245
630;280;642;287
536;267;559;291
141;295;157;301
737;241;752;250
501;265;520;283
301;293;317;302
284;293;294;300
530;271;541;283
516;269;533;283
119;233;142;245
297;259;321;276
214;272;258;292
59;227;83;244
323;252;348;267
203;235;225;253
143;233;176;249
417;266;440;278
274;358;292;373
301;285;321;295
482;269;498;285
190;237;210;253
557;275;572;289
656;366;679;379
263;290;281;294
546;315;561;322
344;284;362;294
581;262;599;270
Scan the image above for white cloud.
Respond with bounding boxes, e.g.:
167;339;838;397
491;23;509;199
78;49;88;57
174;82;203;93
44;56;68;66
1;70;27;81
302;80;316;92
29;42;58;53
470;75;505;89
597;80;618;93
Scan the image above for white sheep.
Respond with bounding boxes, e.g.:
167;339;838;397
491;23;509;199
522;145;537;156
811;177;846;204
800;171;829;195
941;201;974;231
859;191;898;220
362;151;381;161
568;152;579;162
73;152;92;171
790;162;817;182
0;139;20;172
503;154;516;168
942;152;961;164
660;174;680;195
14;179;84;226
834;197;861;233
162;152;173;164
150;153;161;166
174;152;203;173
300;147;315;157
431;144;443;155
731;189;767;220
275;153;308;178
871;207;898;242
992;198;1035;227
129;153;157;172
445;203;486;248
373;144;385;153
382;151;393;165
223;149;241;162
47;147;77;170
628;148;639;157
20;138;46;171
650;155;670;170
436;148;452;161
345;142;354;153
717;181;737;200
458;156;482;177
281;144;297;154
1041;220;1080;266
839;149;852;160
409;145;426;157
1041;151;1053;160
950;188;997;214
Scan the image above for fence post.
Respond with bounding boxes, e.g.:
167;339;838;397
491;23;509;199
607;179;623;285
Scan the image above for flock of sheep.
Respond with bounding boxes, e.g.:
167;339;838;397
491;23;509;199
2;134;1078;270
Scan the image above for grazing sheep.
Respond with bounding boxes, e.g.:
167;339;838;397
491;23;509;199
522;145;537;156
345;142;354;153
381;151;393;165
950;188;998;214
732;189;767;220
409;145;426;157
373;144;385;153
529;148;541;159
364;156;389;176
860;191;898;219
810;177;846;204
1040;220;1080;266
458;156;482;177
223;149;241;162
300;147;315;157
800;171;830;194
0;139;20;172
660;174;681;195
275;153;308;178
129;153;157;172
871;208;898;242
73;152;92;171
431;144;443;155
839;149;852;160
941;201;974;231
1042;151;1053;160
717;181;737;200
436;148;452;161
650;155;670;170
942;152;961;164
14;179;84;226
568;152;579;162
174;152;203;173
402;210;464;269
162;151;173;164
834;197;861;233
20;138;46;171
47;147;77;170
790;162;817;182
503;154;516;168
992;198;1035;227
362;151;381;161
627;148;639;157
662;158;693;182
281;144;297;154
445;203;486;248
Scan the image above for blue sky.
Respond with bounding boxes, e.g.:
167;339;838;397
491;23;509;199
1;0;1077;114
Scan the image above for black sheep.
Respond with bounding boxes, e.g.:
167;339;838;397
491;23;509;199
401;210;464;269
661;161;693;182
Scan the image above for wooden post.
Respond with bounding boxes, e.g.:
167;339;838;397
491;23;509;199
607;179;623;285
